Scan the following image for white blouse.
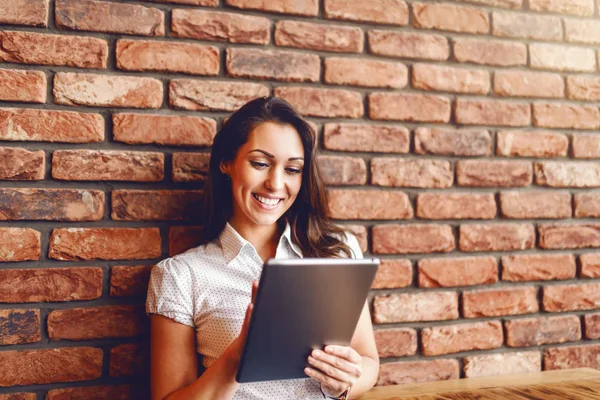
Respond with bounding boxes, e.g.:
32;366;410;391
146;222;363;400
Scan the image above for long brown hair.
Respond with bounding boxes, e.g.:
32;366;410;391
200;96;352;258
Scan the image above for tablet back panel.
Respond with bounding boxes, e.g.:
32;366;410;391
236;258;379;383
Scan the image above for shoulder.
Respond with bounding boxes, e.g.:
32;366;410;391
152;240;219;278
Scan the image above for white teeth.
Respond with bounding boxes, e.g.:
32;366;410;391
254;194;280;206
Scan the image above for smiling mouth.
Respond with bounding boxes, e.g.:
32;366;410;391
253;194;283;206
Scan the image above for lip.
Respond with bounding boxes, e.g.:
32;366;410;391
253;193;283;200
252;193;283;210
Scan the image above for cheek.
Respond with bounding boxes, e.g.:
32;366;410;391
289;176;303;197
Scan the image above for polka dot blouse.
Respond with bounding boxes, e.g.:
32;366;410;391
146;222;363;400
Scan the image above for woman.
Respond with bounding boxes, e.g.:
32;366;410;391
146;97;379;400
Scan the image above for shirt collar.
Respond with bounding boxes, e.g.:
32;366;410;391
218;221;303;265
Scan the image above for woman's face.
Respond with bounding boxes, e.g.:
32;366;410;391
222;122;305;231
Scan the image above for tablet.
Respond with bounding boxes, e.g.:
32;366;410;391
236;257;380;383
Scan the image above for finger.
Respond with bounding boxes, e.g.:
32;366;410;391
240;302;253;337
251;280;258;303
310;349;361;378
324;345;363;365
304;367;346;394
307;354;354;384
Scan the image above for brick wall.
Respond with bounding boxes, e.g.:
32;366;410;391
1;0;600;397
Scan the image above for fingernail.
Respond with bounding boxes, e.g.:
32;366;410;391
313;350;321;357
304;368;312;375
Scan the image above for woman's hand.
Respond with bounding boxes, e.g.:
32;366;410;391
305;345;363;398
223;280;258;368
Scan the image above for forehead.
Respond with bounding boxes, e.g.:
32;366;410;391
243;122;304;158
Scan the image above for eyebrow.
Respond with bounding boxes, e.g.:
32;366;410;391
248;149;304;161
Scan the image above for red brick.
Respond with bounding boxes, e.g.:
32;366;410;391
172;153;210;183
227;48;319;83
497;130;568;157
110;266;152;297
378;359;459;386
48;306;146;340
502;253;576;282
545;344;600;370
575;193;600;218
112;190;203;221
56;0;164;36
0;147;45;180
368;30;449;61
455;98;531;126
544;282;600;312
169;79;269;111
492;11;562;41
506;315;581;347
54;73;162;109
564;19;600;45
0;189;104;221
417;193;496;220
540;223;600;249
534;103;600;130
374;328;417;358
46;385;135;400
373;224;455;254
0;69;46;103
413;64;489;94
454;38;527;66
457;0;522;8
226;0;318;16
52;150;163;182
567;75;600;101
414;128;492;156
317;156;367;186
369;92;450;123
529;0;593;16
584;314;600;339
0;309;40;345
418;256;498;288
113;114;216;147
275;20;363;53
0;30;107;68
0;228;40;262
422;321;503;356
274;87;363;118
463;286;538;317
581;253;600;278
324;123;409;153
572;134;600;159
531;44;596;72
494;71;564;98
324;57;408;89
459;223;535;252
0;267;102;302
0;108;103;143
327;189;412;220
535;161;600;187
344;225;368;253
413;3;489;34
172;9;269;45
372;259;412;289
117;40;218;75
500;191;571;219
373;291;458;323
49;228;161;260
0;347;102;386
169;226;204;256
110;343;147;377
464;352;541;378
324;0;408;25
150;0;217;4
457;160;532;187
371;158;453;188
0;393;36;400
0;0;48;26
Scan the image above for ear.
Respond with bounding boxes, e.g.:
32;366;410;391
219;162;230;176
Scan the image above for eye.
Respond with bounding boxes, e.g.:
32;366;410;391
250;160;269;169
285;167;302;175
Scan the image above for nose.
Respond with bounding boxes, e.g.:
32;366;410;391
265;168;284;192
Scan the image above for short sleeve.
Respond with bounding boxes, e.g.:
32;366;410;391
146;257;195;327
344;232;363;260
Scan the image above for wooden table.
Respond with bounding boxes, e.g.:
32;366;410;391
358;368;600;400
